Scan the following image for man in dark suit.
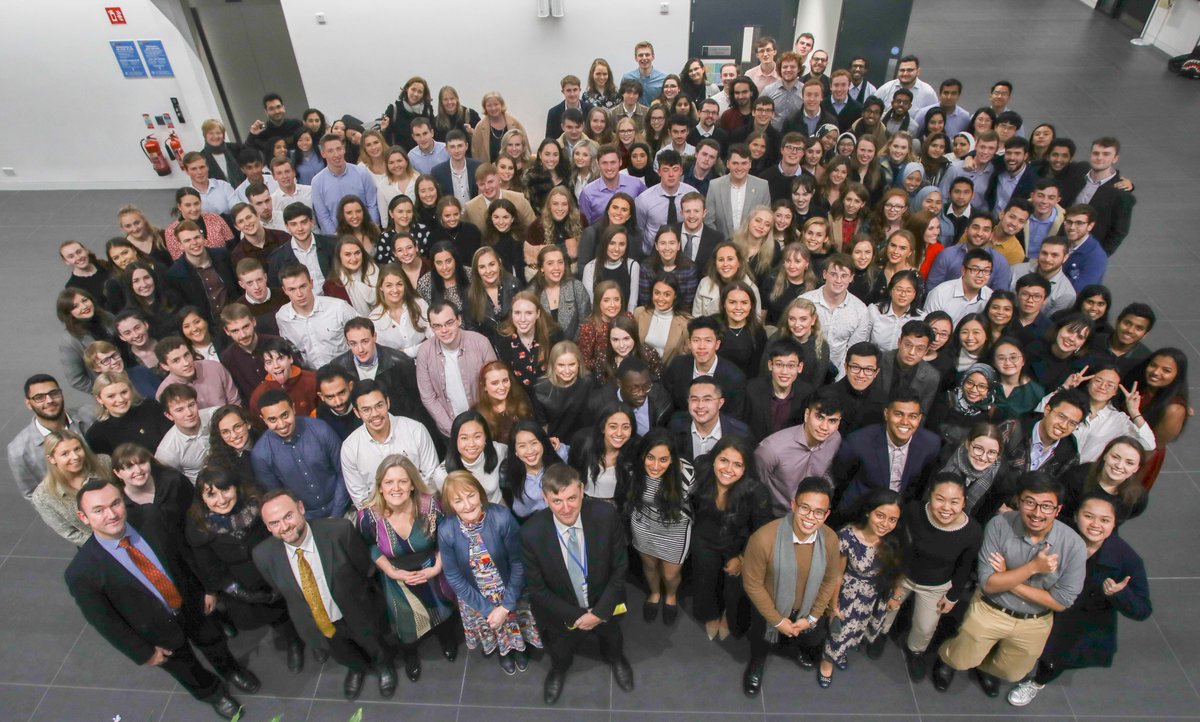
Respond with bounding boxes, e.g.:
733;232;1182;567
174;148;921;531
166;221;237;324
986;137;1038;214
668;375;753;463
875;321;941;415
267;203;337;288
1053;137;1135;256
521;465;633;705
66;479;258;720
1003;390;1084;478
680;192;723;273
545;75;592;141
253;489;397;701
663;317;747;419
589;357;673;434
745;338;813;442
823;70;862;132
830;389;942;521
430;130;481;204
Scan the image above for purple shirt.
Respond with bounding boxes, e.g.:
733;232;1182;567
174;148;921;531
577;174;647;224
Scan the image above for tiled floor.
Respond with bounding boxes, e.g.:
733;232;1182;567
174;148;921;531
1;0;1199;720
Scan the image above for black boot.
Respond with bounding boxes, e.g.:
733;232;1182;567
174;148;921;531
972;668;1000;697
931;657;954;692
865;634;887;659
743;658;766;697
904;647;927;682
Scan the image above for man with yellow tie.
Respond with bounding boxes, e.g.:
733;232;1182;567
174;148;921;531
254;488;397;700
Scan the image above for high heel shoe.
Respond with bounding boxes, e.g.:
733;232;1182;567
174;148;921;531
717;618;731;641
705;621;719;640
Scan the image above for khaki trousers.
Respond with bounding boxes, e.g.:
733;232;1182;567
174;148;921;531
937;592;1053;682
880;578;953;653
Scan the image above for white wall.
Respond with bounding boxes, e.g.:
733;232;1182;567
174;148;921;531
0;0;224;189
1145;0;1200;56
794;0;844;63
279;0;690;139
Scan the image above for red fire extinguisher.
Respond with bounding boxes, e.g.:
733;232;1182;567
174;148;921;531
141;134;172;177
167;132;186;169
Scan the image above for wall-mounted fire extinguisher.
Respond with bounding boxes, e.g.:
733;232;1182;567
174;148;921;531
167;132;185;170
141;134;172;177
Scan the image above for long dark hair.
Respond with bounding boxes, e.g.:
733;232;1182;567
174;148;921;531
446;409;500;474
1125;348;1189;431
844;489;905;594
627;428;689;522
569;402;638;496
502;420;564;506
206;405;260;476
187;464;262;534
428;240;470;306
692;435;760;537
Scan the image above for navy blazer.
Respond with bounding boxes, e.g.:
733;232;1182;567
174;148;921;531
165;248;236;323
438;504;525;615
667;412;753;462
265;233;337;288
831;423;942;513
431;158;481;201
545;99;594;141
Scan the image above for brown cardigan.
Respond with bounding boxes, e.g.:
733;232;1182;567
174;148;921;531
632;306;689;366
471;113;528;163
741;518;842;627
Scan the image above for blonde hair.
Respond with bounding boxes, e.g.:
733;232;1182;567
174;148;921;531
440;471;488;517
771;242;817;300
364;454;438;536
733;205;777;279
91;371;143;421
481;91;507;113
780;296;826;355
546;340;584;389
42;430;110;498
201;119;225;136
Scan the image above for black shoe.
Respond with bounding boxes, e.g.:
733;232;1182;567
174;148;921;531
499;653;517;675
612;657;634;692
286;639;305;674
642;600;659;622
314;647;330;663
403;651;421;683
931;658;954;692
379;661;398;697
972;668;1000;697
543;668;566;705
211;695;241;720
904;649;927;682
224;668;260;694
343;669;364;700
441;640;459;662
795;652;815;670
742;659;765;697
514;649;530;672
865;634;887;659
662;603;679;626
817;670;833;688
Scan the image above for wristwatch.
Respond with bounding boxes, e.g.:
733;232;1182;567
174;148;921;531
805;614;819;626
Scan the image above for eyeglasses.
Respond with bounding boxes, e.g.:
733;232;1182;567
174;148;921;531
771;361;801;371
969;444;1000;461
218;421;249;438
847;364;878;376
430;318;459;331
994;354;1022;364
783;145;805;153
962;379;990;392
1049;410;1082;429
95;353;122;367
795;503;829;520
1019;497;1060;514
884;203;906;211
1090;378;1118;391
28;389;63;403
965;265;992;276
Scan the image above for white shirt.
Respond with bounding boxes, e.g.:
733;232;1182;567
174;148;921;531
1009;262;1076;316
340;414;441;507
885;434;911;492
872;78;938;111
691;419;723;459
235;172;280;203
154;408;215;482
729;181;748;230
800;288;870;379
370;300;431;358
866;304;924;352
431;443;508;503
196;179;239;215
923;279;993;326
284;526;343;623
1035;396;1157;463
289;237;326;291
275;296;358;369
273;184;314;213
588;465;619;500
441;344;471;417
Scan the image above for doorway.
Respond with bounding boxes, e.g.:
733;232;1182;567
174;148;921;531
186;0;308;144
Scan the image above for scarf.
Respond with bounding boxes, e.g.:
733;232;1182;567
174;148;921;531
951;362;997;416
765;514;827;643
206;499;260;538
942;444;1000;514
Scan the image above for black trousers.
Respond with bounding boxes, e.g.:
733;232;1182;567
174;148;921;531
541;618;624;673
691;544;748;625
163;614;239;702
327;618;395;673
747;606;827;665
399;617;459;656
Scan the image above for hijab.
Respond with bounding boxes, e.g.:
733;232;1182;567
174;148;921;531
951;362;998;417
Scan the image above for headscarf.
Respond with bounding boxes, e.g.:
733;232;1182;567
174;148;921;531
898;162;926;191
951;362;998;417
910;185;942;213
952;131;975;159
816;123;840;141
835;131;857;155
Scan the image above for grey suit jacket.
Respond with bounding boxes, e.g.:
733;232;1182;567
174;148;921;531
704;175;772;238
7;409;95;499
877;351;941;416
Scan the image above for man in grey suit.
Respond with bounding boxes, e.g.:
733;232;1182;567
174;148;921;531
253;489;397;701
875;320;941;415
7;374;93;500
705;143;771;238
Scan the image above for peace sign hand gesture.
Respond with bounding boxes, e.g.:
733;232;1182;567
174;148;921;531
1063;365;1093;390
1120;381;1142;418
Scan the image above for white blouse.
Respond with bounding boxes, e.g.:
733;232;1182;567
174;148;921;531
370;298;432;357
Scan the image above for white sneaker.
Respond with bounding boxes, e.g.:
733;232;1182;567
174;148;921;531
1007;680;1044;706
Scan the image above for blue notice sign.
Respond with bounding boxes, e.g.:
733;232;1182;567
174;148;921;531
110;40;147;78
138;40;175;78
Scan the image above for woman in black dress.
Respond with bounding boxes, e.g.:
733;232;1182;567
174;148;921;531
85;371;173;456
111;443;193;535
690;435;772;640
532;341;595;444
1005;494;1151;708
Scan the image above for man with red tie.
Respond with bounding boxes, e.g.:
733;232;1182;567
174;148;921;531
66;478;258;720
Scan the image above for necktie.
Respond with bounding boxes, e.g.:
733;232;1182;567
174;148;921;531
665;194;678;227
684;233;697;259
565;527;589;608
296;548;336;638
119;537;182;610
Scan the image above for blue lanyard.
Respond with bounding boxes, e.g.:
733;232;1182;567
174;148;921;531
558;528;588;578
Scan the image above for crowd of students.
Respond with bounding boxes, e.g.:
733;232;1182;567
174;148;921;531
12;32;1176;719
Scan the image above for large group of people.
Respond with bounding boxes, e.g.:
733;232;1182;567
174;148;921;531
13;31;1174;719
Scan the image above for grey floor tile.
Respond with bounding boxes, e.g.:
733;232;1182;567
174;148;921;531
162;692;312;722
0;557;82;685
309;642;467;706
1117;472;1199;578
459;644;612;710
0;683;49;720
28;686;170;722
912;670;1074;717
758;645;918;717
53;625;177;692
306;700;458;722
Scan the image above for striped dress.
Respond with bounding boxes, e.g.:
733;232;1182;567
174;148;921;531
631;461;696;565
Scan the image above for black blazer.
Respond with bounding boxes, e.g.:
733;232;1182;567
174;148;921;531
662;355;747;421
876;351;942;416
165;248;237;323
781;108;840;138
520;500;628;627
266;234;338;288
680;225;723;275
667;412;753;463
588;381;674;430
200;142;246;187
545;100;594;141
1057;164;1134;256
831;423;942;513
332;345;442;452
744;376;812;442
64;505;207;665
431;159;482;201
1002;414;1080;479
687;126;731;156
185;509;276;594
252;517;388;650
823;97;863;133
